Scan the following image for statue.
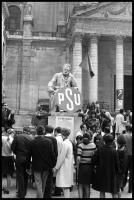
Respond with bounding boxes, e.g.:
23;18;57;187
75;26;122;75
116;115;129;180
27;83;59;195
48;63;78;112
24;3;32;15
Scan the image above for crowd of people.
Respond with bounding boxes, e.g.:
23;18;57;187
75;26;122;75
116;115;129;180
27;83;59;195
2;101;132;198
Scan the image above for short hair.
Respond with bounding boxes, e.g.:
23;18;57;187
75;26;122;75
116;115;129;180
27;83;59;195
126;125;132;132
55;127;61;134
83;132;92;141
63;63;71;70
117;135;126;145
120;109;124;114
80;123;87;130
104;127;110;134
76;135;83;141
36;126;44;135
103;134;114;144
61;128;70;137
45;125;54;134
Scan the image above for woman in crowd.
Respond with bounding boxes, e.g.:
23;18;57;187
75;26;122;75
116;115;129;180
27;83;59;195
77;133;96;198
116;134;127;198
2;128;15;194
92;134;120;198
54;128;74;198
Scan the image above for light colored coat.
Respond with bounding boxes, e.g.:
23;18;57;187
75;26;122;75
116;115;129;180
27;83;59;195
115;113;126;134
55;138;74;188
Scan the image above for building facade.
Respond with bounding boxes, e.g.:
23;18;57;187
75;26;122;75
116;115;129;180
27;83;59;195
3;2;132;117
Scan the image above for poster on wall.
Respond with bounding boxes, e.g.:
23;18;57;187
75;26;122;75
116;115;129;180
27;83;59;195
116;89;123;107
56;116;74;141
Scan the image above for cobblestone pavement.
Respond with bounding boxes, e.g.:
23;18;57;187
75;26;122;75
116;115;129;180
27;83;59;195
2;176;132;198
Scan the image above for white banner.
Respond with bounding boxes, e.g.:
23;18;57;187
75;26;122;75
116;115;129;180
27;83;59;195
56;116;74;141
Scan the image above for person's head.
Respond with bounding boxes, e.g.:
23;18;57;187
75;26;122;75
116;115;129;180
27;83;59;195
126;125;132;133
7;128;15;137
104;127;110;135
83;132;92;145
91;110;96;118
23;126;30;134
103;134;114;145
76;135;83;144
80;124;87;132
120;109;124;114
54;127;62;137
117;134;126;148
36;126;44;135
3;103;8;109
61;128;70;139
62;63;71;76
45;125;54;135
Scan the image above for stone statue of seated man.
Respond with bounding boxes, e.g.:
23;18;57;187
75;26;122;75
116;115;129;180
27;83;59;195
48;63;78;112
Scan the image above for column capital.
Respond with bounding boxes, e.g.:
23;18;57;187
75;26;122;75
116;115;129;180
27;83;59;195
114;35;125;42
89;33;99;40
72;32;83;43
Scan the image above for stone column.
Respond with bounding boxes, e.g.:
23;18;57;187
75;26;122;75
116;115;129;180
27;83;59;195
88;35;98;103
19;40;31;113
72;34;82;93
115;36;124;111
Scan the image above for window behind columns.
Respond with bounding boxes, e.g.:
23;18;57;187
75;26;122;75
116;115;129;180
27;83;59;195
5;5;21;31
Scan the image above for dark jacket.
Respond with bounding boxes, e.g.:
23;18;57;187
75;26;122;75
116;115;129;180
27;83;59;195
11;133;33;164
30;136;57;172
44;135;58;159
92;144;120;193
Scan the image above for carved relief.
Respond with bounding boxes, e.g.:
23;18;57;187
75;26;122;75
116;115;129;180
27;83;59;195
24;3;32;16
100;2;132;18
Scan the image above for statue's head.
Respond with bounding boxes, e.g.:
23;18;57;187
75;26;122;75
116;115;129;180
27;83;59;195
62;63;71;76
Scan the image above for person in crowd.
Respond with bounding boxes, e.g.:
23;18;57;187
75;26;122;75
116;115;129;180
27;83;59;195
116;134;127;198
115;109;127;138
11;126;33;198
73;135;83;185
122;125;132;193
77;133;96;198
52;127;63;196
53;128;74;198
29;126;56;198
93;129;104;150
92;134;120;198
100;109;111;132
76;123;87;138
102;127;116;149
43;125;58;198
2;103;15;132
2;128;15;194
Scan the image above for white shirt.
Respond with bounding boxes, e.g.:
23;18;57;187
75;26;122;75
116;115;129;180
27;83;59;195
115;113;126;134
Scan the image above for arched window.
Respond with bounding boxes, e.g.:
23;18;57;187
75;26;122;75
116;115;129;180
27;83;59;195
5;6;21;30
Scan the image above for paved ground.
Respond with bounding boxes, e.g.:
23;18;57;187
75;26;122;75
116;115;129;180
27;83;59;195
2;176;132;198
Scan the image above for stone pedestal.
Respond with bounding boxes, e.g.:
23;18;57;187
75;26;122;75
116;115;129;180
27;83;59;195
48;113;82;141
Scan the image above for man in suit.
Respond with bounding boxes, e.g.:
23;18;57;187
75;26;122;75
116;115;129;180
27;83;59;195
30;126;57;198
11;126;33;198
43;125;58;198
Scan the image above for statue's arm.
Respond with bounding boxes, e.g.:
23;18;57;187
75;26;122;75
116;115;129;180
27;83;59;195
48;74;58;93
71;75;78;89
